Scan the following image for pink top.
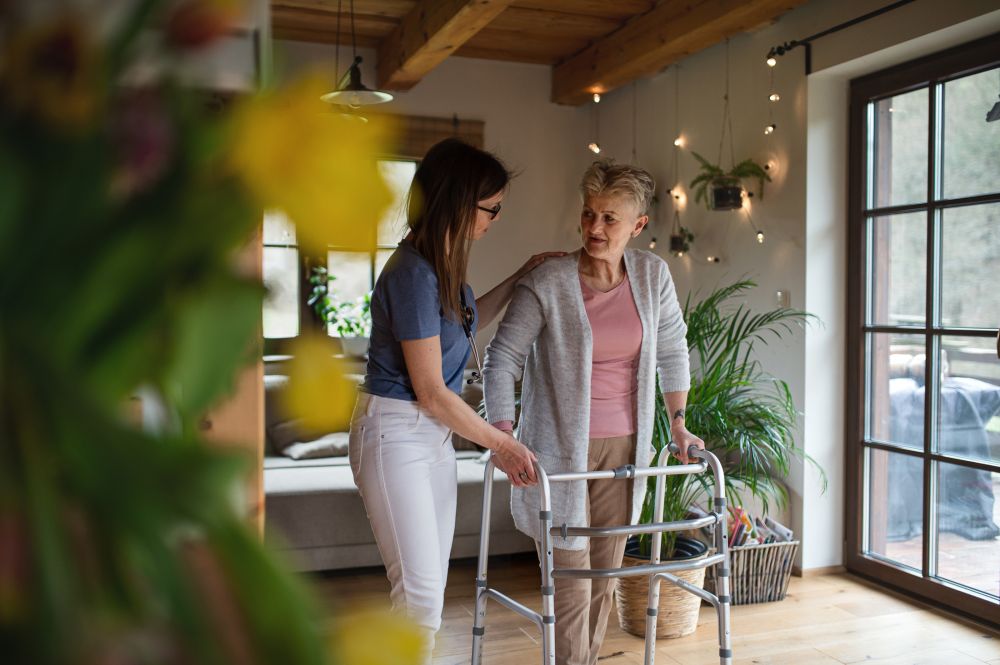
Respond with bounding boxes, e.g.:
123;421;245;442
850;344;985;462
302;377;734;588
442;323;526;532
580;273;643;438
490;272;643;439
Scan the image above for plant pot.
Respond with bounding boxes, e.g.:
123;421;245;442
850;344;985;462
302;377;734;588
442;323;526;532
669;234;689;255
614;536;708;639
710;179;743;210
340;335;370;359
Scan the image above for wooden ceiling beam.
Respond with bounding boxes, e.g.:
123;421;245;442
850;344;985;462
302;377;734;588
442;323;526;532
376;0;514;91
551;0;806;106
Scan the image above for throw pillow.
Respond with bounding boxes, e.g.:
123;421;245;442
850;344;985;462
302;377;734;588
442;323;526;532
283;432;350;460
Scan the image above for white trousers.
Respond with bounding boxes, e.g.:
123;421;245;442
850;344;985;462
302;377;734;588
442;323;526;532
348;392;457;660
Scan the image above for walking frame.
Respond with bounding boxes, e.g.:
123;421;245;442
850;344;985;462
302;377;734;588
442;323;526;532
471;443;733;665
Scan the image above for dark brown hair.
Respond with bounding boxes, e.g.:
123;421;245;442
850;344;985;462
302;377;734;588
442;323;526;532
407;138;511;320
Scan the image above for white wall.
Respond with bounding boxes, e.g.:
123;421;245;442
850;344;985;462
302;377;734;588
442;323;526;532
274;0;1000;569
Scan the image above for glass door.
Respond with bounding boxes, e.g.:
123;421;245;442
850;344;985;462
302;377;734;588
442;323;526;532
847;34;1000;625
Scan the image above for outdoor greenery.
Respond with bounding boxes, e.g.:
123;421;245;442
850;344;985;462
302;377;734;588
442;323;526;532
308;266;373;337
689;152;771;210
1;2;415;663
637;280;826;557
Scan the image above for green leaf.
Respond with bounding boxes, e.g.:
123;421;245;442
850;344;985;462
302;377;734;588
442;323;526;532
162;276;264;422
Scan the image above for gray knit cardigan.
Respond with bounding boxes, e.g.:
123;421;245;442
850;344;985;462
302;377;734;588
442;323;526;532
483;248;691;550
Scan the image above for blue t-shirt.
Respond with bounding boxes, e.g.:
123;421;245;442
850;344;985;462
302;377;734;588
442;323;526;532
363;239;477;400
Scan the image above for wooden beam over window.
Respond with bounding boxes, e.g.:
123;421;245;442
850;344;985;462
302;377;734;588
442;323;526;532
551;0;805;106
377;0;514;91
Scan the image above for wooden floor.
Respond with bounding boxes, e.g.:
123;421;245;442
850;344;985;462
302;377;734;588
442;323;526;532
311;554;1000;665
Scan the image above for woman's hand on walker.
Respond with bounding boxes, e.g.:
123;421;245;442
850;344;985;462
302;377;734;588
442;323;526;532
670;425;706;465
514;251;567;280
492;435;538;487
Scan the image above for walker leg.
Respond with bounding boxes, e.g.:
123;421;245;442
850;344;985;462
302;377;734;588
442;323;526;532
471;461;496;665
644;575;660;665
539;506;555;665
715;499;733;665
534;466;556;665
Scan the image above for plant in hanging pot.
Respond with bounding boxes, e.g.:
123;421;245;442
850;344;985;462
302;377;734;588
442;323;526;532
669;225;695;257
689;152;772;211
615;279;825;638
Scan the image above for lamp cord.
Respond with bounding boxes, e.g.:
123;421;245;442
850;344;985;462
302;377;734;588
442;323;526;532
350;0;357;58
335;0;342;79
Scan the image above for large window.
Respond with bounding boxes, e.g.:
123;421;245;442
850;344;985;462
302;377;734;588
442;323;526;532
261;158;417;342
847;34;1000;625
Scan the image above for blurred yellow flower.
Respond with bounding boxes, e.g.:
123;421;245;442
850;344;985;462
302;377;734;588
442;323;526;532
229;73;394;253
330;606;424;665
283;333;357;434
0;16;100;131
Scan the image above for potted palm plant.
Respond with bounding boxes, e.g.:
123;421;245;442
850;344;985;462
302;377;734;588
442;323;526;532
615;280;824;638
689;152;771;210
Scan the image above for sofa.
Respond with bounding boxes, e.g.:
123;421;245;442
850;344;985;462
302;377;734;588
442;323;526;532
263;370;533;572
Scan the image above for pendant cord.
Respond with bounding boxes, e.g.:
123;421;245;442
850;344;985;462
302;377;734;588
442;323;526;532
350;0;357;58
335;0;342;82
717;39;735;170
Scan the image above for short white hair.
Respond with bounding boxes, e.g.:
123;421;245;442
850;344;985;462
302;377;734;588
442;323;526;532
580;159;655;216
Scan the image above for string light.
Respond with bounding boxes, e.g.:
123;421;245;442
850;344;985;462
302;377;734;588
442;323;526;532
588;96;601;153
673;136;684;147
757;231;765;243
766;55;777;67
593;92;601;103
764;66;778;136
648;237;657;249
706;255;721;263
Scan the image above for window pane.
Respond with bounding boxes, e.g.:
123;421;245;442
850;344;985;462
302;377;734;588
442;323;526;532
935;464;999;598
377;160;417;246
868;332;925;449
263;210;296;246
375;248;393;281
942;67;1000;200
940;203;1000;328
937;336;1000;465
866;447;923;572
327;251;372;337
871;89;928;208
869;212;926;326
262;246;299;338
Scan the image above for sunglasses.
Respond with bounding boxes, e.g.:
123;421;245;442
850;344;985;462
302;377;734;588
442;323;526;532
476;203;502;220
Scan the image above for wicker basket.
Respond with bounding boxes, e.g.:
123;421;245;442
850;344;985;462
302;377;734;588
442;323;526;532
614;549;707;639
705;540;799;605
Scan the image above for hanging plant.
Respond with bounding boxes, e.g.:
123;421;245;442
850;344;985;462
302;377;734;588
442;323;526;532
667;210;694;256
689;152;771;211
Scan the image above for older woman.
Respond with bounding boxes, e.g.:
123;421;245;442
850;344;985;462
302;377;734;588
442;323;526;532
483;159;704;665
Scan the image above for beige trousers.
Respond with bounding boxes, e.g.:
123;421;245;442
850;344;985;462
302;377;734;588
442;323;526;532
537;435;636;665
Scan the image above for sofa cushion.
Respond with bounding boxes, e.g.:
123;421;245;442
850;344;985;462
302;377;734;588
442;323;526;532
282;432;350;459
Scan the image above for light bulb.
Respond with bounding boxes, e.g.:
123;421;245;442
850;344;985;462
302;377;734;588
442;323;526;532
593;93;601;103
766;56;777;67
648;237;657;249
756;231;765;244
769;93;780;102
588;142;601;154
673;136;683;147
764;123;776;135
